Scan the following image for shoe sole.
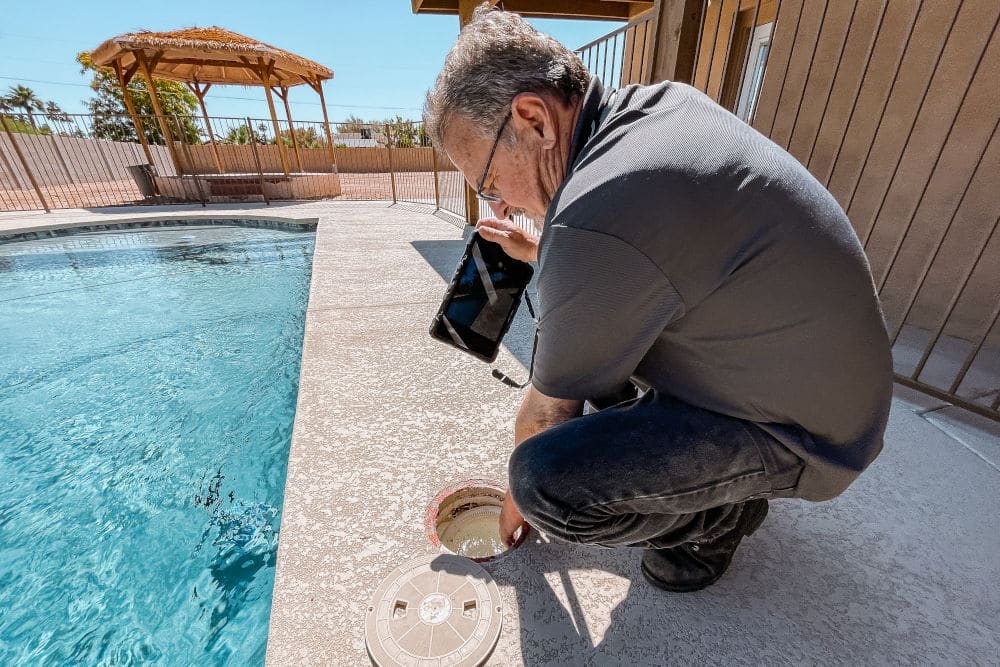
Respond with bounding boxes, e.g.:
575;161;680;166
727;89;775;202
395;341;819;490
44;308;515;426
640;560;727;593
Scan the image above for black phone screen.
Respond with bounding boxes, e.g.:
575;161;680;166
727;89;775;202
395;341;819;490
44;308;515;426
430;232;533;363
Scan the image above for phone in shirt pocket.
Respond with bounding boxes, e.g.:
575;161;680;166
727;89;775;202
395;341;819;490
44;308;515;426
430;230;534;364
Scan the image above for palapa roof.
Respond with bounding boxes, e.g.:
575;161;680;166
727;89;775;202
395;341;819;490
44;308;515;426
90;26;333;88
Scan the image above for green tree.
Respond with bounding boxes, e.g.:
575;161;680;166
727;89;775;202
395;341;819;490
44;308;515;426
333;114;424;147
335;114;368;134
44;101;71;124
77;52;200;145
3;85;45;128
220;123;269;145
378;115;418;148
416;123;431;147
277;126;326;149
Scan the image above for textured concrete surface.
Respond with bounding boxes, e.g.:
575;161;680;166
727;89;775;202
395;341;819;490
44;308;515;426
2;201;997;666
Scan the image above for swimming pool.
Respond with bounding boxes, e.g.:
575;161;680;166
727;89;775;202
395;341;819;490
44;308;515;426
0;220;314;665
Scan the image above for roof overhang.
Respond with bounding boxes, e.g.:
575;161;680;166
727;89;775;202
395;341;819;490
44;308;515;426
411;0;653;21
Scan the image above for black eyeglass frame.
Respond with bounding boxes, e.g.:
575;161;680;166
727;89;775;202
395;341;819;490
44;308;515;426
475;111;512;203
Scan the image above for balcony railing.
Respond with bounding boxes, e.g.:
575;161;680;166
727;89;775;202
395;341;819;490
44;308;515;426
575;14;655;88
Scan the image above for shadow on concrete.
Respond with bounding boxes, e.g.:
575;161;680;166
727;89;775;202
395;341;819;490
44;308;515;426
482;511;863;665
481;431;1000;665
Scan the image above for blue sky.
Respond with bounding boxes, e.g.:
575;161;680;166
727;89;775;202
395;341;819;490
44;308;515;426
0;0;620;123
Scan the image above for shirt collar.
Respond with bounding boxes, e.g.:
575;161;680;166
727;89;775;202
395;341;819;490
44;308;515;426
566;77;615;171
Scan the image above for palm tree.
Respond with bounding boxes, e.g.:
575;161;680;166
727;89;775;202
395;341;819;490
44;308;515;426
44;101;70;123
44;100;72;134
4;85;45;128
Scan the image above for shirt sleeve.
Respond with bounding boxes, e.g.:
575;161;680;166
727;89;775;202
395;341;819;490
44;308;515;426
531;224;684;400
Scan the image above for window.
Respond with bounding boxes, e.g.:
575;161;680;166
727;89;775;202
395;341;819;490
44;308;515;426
736;22;774;123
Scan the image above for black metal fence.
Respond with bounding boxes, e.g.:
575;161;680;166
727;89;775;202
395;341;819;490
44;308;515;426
0;111;463;217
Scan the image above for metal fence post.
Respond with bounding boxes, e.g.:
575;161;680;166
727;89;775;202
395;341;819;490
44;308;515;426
1;114;50;212
386;136;397;204
175;115;208;206
246;117;270;206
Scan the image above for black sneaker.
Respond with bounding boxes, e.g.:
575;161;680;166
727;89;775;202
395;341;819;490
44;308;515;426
640;499;769;593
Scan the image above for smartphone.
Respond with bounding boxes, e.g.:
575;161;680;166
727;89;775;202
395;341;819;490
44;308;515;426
430;231;534;364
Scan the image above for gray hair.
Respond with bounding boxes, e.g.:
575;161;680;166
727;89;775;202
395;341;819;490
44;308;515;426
424;4;590;147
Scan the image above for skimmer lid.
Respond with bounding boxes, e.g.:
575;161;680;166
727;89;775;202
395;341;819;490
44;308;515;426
365;554;502;666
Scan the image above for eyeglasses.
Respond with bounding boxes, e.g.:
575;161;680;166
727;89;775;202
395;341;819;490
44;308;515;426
475;111;511;203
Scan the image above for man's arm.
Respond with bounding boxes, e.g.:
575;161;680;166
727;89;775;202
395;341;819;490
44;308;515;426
499;386;583;545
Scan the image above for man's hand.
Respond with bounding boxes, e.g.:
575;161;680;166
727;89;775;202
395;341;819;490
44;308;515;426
476;218;539;263
500;387;584;547
499;490;526;547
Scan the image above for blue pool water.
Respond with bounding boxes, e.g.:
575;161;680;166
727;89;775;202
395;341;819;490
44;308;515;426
0;222;314;665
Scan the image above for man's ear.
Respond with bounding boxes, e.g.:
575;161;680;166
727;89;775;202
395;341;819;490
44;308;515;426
510;93;558;149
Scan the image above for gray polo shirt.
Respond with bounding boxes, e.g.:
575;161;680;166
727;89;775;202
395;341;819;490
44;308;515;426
533;78;894;501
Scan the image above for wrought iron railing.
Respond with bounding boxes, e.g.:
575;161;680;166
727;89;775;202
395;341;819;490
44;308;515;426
575;14;654;88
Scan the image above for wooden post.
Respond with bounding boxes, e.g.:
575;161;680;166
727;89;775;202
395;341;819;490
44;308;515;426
458;0;498;26
136;50;183;176
310;78;338;170
431;145;441;210
112;60;155;167
257;59;291;178
275;86;304;173
647;0;706;84
246;117;270;205
459;0;484;225
188;82;224;174
1;114;50;212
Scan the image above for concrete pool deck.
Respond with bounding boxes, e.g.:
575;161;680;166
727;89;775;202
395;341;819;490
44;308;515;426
2;201;998;665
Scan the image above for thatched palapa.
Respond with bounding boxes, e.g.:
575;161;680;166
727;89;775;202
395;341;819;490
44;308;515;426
90;26;332;88
89;26;337;177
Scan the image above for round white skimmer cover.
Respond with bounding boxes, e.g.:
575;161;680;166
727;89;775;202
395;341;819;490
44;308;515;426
365;554;502;666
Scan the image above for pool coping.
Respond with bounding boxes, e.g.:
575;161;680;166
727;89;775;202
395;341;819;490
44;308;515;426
0;213;319;244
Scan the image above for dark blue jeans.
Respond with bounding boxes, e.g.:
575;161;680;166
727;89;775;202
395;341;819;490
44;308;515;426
508;390;805;549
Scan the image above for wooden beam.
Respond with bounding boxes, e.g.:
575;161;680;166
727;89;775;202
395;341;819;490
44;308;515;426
628;2;655;20
458;0;485;224
122;61;140;86
458;0;481;26
274;86;304;173
155;57;258;69
112;59;155;167
137;50;183;175
648;0;706;84
312;77;338;168
146;51;164;72
416;0;647;20
187;82;224;174
258;58;291;177
1;114;50;212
